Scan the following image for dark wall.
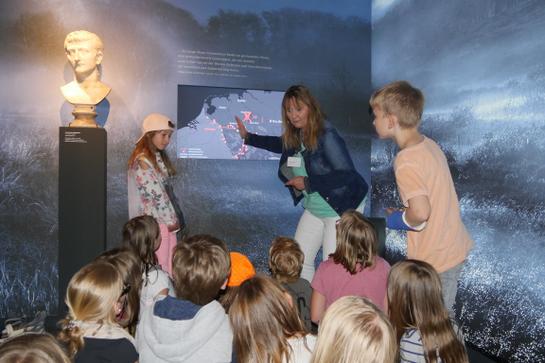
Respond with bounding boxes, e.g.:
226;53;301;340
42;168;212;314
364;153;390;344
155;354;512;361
371;0;545;361
0;0;371;317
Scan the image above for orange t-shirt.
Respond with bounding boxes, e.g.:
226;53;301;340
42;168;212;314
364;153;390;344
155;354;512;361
394;136;473;273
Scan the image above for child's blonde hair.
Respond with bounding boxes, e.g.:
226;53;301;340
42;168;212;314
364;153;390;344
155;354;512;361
311;296;396;363
268;236;304;283
369;80;424;128
172;234;230;305
229;275;309;363
388;260;469;363
58;261;125;357
0;333;71;363
331;210;377;274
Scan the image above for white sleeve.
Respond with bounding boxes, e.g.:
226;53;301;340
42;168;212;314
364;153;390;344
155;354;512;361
140;269;173;309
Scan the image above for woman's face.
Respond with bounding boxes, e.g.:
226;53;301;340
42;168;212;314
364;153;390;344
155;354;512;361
285;98;310;130
151;130;173;151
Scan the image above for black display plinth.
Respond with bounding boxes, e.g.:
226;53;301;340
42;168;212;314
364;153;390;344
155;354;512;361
58;127;106;315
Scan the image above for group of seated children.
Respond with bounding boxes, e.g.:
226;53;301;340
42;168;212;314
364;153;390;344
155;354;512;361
0;210;469;363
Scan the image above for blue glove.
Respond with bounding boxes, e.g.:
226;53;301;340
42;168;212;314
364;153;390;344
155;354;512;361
387;210;427;231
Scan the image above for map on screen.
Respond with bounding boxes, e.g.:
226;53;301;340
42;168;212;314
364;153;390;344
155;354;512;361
177;85;284;160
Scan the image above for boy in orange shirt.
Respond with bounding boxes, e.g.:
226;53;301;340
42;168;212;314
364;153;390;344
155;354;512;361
369;81;473;313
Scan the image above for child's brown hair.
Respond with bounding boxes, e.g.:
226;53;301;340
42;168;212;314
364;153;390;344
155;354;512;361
388;260;469;363
172;234;230;305
95;247;142;335
268;236;304;283
229;275;308;363
331;210;377;274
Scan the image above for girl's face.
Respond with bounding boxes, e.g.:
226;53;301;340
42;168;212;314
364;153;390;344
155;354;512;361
151;130;173;151
285;98;309;130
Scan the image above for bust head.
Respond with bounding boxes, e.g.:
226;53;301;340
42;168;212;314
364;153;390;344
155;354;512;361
61;30;111;114
64;30;104;81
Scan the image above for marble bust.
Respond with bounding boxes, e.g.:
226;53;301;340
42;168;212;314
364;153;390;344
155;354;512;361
61;31;111;126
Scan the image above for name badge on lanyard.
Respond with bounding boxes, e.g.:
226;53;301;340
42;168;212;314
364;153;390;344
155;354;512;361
287;156;302;168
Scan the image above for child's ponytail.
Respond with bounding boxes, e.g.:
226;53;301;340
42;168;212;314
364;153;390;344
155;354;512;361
58;316;85;357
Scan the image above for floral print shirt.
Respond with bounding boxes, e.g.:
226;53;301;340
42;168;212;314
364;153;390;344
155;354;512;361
128;153;177;226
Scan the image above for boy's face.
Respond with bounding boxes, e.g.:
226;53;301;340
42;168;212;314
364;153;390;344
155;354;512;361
372;106;393;139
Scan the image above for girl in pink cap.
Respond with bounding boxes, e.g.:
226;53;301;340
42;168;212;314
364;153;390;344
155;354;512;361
127;113;184;276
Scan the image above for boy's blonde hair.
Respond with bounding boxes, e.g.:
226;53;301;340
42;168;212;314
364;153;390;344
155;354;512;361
172;234;230;305
58;261;125;357
268;236;304;283
311;296;396;363
331;210;377;274
369;80;424;128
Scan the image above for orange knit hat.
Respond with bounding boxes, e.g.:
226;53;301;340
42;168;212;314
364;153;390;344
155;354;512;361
228;252;256;287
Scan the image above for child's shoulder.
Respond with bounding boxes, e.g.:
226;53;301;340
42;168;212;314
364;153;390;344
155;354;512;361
374;256;391;268
317;257;340;270
144;265;171;281
286;277;312;290
79;336;138;362
396;136;441;157
401;327;422;343
395;136;444;168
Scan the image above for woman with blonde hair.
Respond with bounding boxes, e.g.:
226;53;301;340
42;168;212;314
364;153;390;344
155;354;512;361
236;85;368;281
229;275;316;363
58;261;138;362
311;296;396;363
311;210;390;323
387;260;469;363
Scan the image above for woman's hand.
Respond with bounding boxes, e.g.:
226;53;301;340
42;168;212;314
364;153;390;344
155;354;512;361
235;116;248;139
285;176;306;191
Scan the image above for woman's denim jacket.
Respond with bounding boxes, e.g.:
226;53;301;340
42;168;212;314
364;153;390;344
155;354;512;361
245;122;368;215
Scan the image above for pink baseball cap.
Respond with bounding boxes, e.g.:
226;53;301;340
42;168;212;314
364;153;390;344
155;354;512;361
136;113;174;143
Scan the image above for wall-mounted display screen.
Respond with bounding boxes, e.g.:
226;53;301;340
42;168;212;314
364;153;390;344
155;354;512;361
177;85;284;160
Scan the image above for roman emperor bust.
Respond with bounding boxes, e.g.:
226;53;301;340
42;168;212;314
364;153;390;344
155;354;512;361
61;30;111;106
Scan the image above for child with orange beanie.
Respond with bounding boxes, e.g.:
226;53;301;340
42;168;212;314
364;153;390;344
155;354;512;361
219;252;256;312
